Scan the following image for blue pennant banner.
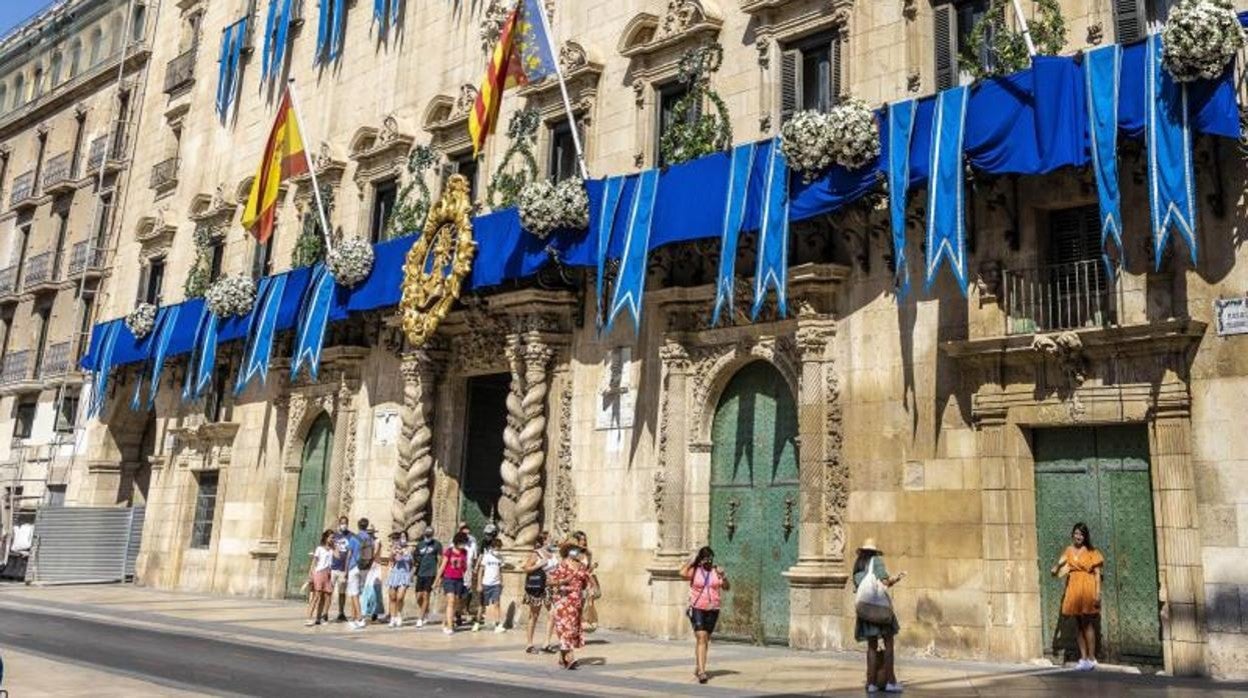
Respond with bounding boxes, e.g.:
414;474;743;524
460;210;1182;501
374;0;401;31
594;176;626;331
752;138;790;319
130;305;180;411
263;0;295;83
1146;34;1198;268
317;0;347;64
216;17;247;117
1086;44;1124;271
606;169;661;334
925;86;970;294
887;99;918;297
292;264;336;381
87;322;122;419
236;275;288;395
182;306;220;402
712;143;757;326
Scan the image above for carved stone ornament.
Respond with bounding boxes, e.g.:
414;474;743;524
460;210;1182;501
401;175;477;347
559;41;589;74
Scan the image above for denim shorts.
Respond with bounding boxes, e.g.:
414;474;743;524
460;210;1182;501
481;584;503;606
441;578;465;596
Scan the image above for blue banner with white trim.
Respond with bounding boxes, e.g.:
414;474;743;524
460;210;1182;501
606;169;660;334
1086;44;1124;271
752;138;790;319
1146;34;1198;268
887;99;918;297
235;274;287;395
292;264;336;381
216;17;247;118
130;305;179;411
87;321;122;418
317;0;347;65
594;176;626;331
711;143;756;326
182;306;219;402
374;0;401;33
924;86;970;294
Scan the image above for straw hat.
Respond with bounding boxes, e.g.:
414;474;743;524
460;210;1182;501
857;538;883;554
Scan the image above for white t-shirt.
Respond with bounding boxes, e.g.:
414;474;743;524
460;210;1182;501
313;546;334;572
480;549;504;587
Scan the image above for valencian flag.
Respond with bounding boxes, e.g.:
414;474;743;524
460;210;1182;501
469;0;558;155
242;90;310;244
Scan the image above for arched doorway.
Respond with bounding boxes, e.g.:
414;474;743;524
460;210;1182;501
709;361;799;644
285;414;332;597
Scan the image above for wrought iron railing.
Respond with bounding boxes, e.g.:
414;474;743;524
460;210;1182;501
0;350;31;385
9;170;35;207
151;157;179;190
164;48;197;93
23;252;53;289
1002;259;1119;336
87;135;108;172
67;241;107;276
40;341;71;379
42;152;73;190
0;266;15;296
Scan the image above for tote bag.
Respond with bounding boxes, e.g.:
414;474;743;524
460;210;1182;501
854;557;894;624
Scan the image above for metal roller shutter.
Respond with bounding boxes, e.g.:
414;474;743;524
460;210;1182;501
30;507;145;585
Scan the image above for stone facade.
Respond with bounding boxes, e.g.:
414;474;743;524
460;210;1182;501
18;0;1246;679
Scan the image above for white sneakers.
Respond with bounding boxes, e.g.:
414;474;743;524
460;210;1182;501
443;627;454;635
472;621;481;632
493;624;506;634
388;615;403;628
884;683;903;693
350;619;366;631
304;619;316;627
415;618;426;628
1074;659;1097;671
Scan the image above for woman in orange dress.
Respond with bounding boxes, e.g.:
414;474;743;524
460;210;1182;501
1049;522;1104;671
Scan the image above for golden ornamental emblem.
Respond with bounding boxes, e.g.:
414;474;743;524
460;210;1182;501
400;174;477;347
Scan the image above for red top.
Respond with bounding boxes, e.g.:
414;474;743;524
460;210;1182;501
442;548;468;580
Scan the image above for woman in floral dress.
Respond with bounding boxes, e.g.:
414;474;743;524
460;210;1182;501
546;541;592;669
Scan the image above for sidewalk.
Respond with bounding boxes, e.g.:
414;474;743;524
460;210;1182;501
0;583;1242;697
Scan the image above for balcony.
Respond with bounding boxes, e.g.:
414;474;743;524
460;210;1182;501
1002;259;1119;336
40;341;72;380
67;241;107;278
22;252;58;293
41;152;76;195
86;134;127;175
164;48;197;94
9;170;36;209
151;157;180;193
0;266;16;300
0;350;34;389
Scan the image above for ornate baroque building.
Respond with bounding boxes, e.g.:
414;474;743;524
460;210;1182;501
47;0;1248;679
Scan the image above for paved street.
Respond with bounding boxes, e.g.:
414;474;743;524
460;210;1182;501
0;584;1244;697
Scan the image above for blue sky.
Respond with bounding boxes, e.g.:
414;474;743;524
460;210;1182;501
0;1;56;38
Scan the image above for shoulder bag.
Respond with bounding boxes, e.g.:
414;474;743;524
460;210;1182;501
854;557;894;625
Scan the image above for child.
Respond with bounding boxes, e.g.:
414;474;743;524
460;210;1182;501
305;530;335;626
478;537;507;633
387;531;413;627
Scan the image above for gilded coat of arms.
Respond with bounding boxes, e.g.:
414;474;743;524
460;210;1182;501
400;174;477;346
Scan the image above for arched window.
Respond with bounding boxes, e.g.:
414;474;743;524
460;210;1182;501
13;74;24;108
69;39;82;77
131;3;147;42
89;27;103;65
32;66;43;99
50;53;63;85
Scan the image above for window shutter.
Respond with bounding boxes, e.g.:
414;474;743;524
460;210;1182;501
933;4;957;91
1048;205;1100;266
135;264;149;305
779;48;801;123
830;34;843;106
1113;0;1147;44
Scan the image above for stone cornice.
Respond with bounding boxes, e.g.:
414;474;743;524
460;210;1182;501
941;319;1207;366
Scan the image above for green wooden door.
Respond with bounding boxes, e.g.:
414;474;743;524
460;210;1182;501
709;362;799;644
285;414;332;598
459;374;509;534
1034;425;1162;665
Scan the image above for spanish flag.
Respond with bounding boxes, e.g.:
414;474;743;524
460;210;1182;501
242;90;310;244
468;10;518;156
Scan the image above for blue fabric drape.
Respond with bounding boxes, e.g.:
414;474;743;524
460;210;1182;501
182;307;219;402
130;306;179;410
606;169;660;333
594;176;626;330
216;18;246;118
235;275;287;395
374;0;401;33
263;0;294;82
712;143;757;326
317;0;346;64
752;138;790;319
292;265;336;381
925;86;971;293
1146;34;1198;268
887;99;918;297
1086;45;1125;270
87;321;121;418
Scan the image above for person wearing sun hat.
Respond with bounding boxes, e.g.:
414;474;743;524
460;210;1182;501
853;538;907;694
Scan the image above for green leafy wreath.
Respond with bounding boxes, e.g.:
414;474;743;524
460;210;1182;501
291;185;336;268
487;108;541;209
386;144;438;239
960;0;1066;81
184;223;221;299
659;44;733;167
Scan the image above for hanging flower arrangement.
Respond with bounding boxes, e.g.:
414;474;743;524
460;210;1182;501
518;177;590;239
781;99;880;180
326;236;375;288
204;274;257;318
125;302;158;339
1161;0;1245;83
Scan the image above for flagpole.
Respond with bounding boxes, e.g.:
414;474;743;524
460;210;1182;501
1011;0;1037;57
286;78;335;254
531;2;589;180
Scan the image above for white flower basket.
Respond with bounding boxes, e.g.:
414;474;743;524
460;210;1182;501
125;303;158;339
555;177;590;230
828;98;881;172
781;101;879;180
1162;0;1245;83
205;274;257;318
519;180;562;239
327;236;375;288
780;110;837;180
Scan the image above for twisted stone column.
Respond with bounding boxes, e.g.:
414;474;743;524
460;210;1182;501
393;350;443;533
499;334;554;547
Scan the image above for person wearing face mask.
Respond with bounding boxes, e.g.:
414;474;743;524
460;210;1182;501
436;532;471;635
680;547;729;684
547;540;593;670
386;531;413;627
412;526;442;628
521;531;555;654
329;516;353;622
